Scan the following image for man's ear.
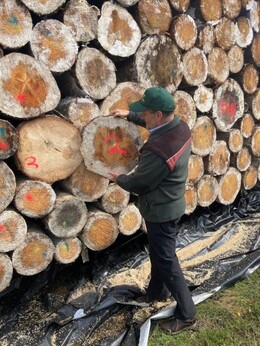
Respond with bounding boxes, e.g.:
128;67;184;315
156;111;163;119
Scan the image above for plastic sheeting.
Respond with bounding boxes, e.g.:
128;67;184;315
0;188;259;346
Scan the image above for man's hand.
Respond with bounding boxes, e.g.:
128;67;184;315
108;172;120;182
110;109;130;118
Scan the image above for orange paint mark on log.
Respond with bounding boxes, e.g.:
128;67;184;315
0;225;5;231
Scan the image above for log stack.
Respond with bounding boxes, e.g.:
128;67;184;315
0;0;259;292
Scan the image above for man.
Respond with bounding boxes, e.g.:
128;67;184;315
109;87;196;335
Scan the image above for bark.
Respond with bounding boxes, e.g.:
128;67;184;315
0;119;19;159
81;116;143;177
0;209;27;252
197;174;219;207
0;254;13;293
0;0;32;49
20;0;67;15
30;19;78;73
12;227;55;276
63;0;100;43
97;2;141;57
182;48;208;86
184;183;197;215
14;179;56;218
242;165;258;190
173;90;197;128
0;161;16;213
240;113;255;138
207;47;229;85
44;192;88;238
75;47;117;100
187;154;204;184
227;45;244;74
0;53;60;119
54;237;82;264
15;115;82;183
81;209;119;251
204;140;230;176
193;85;213;113
235;17;254;48
217;167;242;205
191;116;216;156
117;203;142;236
97;183;130;214
170;14;197;51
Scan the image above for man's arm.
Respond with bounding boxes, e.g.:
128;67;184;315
110;109;146;127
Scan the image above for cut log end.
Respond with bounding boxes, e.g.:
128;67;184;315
0;254;13;293
0;161;16;213
228;129;244;153
54;237;82;264
99;183;130;214
197;175;219;207
187;154;204;184
173;90;197;128
242;166;258;190
184;184;197;215
240;113;255;138
217;168;241;205
191;116;216;156
0;119;19;160
118;204;142;236
206;141;230;176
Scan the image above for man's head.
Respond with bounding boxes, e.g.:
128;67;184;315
129;87;175;129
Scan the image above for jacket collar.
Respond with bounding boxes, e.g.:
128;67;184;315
149;116;180;139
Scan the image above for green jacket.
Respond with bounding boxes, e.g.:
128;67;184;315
116;112;191;223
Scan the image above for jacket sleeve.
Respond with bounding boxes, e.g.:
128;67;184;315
116;150;169;194
127;111;146;127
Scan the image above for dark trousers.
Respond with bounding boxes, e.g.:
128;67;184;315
145;219;196;320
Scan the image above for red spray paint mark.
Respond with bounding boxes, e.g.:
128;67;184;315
104;134;128;155
0;141;8;150
17;94;26;103
219;101;237;119
0;225;5;232
25;156;39;168
25;193;33;202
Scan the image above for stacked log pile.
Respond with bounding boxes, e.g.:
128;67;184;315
0;0;259;292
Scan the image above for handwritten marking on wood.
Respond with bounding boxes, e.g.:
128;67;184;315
104;134;128;155
25;156;39;168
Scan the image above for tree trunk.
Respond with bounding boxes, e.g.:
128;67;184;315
182;48;208;86
20;0;66;15
207;47;229;85
0;209;27;252
97;2;141;58
75;47;117;100
184;183;197;215
204;140;230;176
0;161;16;213
81;116;143;177
191;116;216;156
15;115;82;183
193;85;213;113
54;237;82;264
63;0;100;43
117;203;142;236
0;119;19;159
217;167;242;205
0;0;32;49
173;90;197;128
81;210;118;251
12;226;55;276
0;53;60;119
0;254;13;293
197;174;219;207
97;183;130;214
170;14;197;51
44;192;88;238
187;154;204;184
30;19;78;73
227;45;244;74
14;179;56;218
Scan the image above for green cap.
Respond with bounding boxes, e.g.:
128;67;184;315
129;87;175;112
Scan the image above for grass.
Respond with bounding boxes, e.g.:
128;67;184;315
148;268;260;346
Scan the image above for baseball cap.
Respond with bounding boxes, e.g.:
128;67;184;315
129;87;175;112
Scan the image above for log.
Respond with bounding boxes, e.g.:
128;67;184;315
249;0;260;33
137;0;172;35
193;85;213;113
184;183;197;215
15;115;82;183
168;0;190;12
173;90;197;128
235;17;254;48
241;64;259;94
60;162;109;202
199;0;222;23
0;48;3;58
251;127;260;157
30;19;78;73
241;0;254;10
117;203;142;236
54;237;82;264
0;254;13;293
251;89;260;120
116;0;139;7
81;116;143;177
234;147;252;171
0;119;19;160
242;165;258;190
228;129;244;153
100;82;149;142
191;116;216;156
170;14;197;51
14;179;56;218
81;210;119;251
12;226;55;276
182;48;208;86
207;47;229;85
63;0;100;43
187;154;204;184
20;0;66;15
204;140;230;176
212;78;244;132
44;192;88;238
251;33;260;66
240;113;255;138
97;183;130;214
134;35;183;92
97;2;141;57
223;0;242;19
57;97;100;132
0;0;32;49
227;45;244;74
0;161;16;214
0;209;27;252
215;18;236;50
197;24;215;54
75;47;117;100
197;174;219;207
217;167;242;205
0;53;60;119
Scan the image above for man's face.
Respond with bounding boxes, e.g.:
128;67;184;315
141;110;161;130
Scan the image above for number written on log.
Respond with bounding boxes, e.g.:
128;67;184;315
25;156;39;168
0;128;8;150
104;134;128;155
